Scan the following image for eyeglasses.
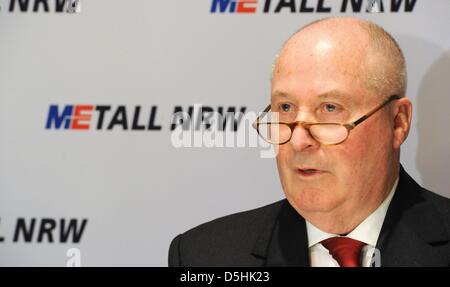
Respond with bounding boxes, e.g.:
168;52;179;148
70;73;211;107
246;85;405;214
252;95;400;145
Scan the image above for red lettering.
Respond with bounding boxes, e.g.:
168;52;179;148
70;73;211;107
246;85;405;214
237;0;257;13
71;105;93;130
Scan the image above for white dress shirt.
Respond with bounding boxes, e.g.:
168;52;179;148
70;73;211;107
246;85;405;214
306;177;399;267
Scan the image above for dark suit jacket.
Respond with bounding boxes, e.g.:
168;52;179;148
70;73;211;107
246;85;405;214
168;166;450;266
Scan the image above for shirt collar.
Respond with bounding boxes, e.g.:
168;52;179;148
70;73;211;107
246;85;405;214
306;177;399;248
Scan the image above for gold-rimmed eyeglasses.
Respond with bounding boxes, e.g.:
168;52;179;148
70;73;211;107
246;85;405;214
252;95;400;145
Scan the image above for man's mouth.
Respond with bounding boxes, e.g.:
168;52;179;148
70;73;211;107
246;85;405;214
297;167;325;177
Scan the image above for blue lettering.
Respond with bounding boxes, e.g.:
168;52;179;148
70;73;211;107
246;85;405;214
211;0;236;13
46;105;73;129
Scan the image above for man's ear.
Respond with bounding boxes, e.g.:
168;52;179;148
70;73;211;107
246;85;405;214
392;97;413;149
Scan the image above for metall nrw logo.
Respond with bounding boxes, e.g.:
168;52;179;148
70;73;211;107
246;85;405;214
210;0;418;14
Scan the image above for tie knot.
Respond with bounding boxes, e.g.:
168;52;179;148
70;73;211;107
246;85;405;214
321;237;366;267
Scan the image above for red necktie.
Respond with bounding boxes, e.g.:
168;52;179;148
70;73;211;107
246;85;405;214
321;237;365;267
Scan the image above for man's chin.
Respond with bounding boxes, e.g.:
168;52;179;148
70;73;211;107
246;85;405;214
286;187;343;214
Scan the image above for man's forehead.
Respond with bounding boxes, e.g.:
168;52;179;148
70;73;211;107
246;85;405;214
283;18;370;50
273;23;370;79
271;44;371;105
275;43;367;75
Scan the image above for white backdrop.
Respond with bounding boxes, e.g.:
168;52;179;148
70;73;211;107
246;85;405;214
0;0;449;266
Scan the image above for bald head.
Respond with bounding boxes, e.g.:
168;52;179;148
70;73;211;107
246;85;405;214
273;17;407;98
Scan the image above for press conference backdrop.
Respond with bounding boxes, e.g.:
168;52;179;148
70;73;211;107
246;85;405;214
0;0;449;266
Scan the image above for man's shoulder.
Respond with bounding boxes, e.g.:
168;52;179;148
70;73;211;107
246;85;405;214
406;182;450;245
168;199;286;266
421;188;450;221
398;166;450;224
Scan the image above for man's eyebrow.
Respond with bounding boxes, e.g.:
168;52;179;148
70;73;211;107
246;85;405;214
316;90;356;106
271;90;290;99
271;90;356;106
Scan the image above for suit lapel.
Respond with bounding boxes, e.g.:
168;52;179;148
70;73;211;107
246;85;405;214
376;166;449;266
251;200;310;266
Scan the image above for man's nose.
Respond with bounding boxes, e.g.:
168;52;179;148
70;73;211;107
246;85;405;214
288;123;320;152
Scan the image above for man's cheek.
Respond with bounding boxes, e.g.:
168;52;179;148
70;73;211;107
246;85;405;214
276;156;289;189
276;150;291;174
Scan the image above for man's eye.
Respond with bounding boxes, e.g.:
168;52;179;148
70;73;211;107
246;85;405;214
324;103;338;112
280;103;291;112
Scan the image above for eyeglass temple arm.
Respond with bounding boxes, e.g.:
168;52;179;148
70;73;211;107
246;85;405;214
352;95;400;128
262;104;271;113
253;104;272;129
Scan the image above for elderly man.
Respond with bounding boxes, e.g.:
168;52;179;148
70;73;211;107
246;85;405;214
168;17;450;267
